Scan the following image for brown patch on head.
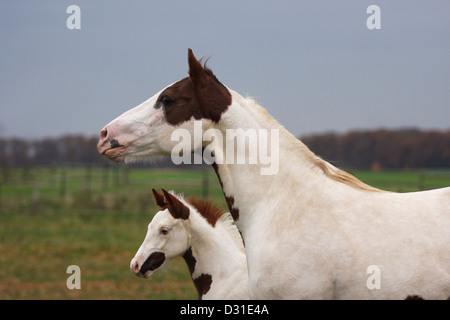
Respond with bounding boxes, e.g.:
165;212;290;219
154;48;231;126
140;251;165;274
155;77;203;125
405;295;425;300
161;189;190;220
193;274;212;300
187;197;226;227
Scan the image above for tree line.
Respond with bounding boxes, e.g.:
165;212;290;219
0;128;449;170
300;128;450;169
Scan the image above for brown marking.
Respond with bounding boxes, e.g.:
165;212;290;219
182;247;212;300
140;251;165;274
156;77;203;125
193;274;213;300
182;247;196;275
154;49;231;126
152;188;166;208
211;163;240;221
225;195;240;221
161;189;190;220
187;197;226;227
405;295;425;300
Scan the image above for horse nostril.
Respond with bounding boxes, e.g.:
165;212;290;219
132;261;140;274
100;128;108;142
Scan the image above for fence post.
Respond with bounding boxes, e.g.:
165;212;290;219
60;166;67;199
85;164;92;192
32;176;39;207
0;174;2;210
102;164;109;190
121;164;129;185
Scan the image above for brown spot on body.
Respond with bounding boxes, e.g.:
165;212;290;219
193;274;212;300
182;247;196;275
225;195;240;221
154;49;231;126
182;247;212;300
405;295;424;300
211;163;240;221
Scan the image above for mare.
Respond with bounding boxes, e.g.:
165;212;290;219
130;189;248;300
99;49;450;299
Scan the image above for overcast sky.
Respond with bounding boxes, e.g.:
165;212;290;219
1;1;449;139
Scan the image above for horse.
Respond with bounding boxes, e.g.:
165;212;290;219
99;49;450;299
130;188;249;300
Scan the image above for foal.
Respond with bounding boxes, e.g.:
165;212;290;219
130;189;249;300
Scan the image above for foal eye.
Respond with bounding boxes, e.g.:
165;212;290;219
160;227;169;235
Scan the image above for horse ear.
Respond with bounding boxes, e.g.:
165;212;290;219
161;189;190;220
187;48;232;123
152;188;166;208
188;48;206;86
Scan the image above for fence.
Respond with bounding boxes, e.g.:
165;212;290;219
1;164;449;214
0;163;222;214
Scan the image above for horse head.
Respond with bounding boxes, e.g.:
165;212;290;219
97;49;232;163
130;189;191;278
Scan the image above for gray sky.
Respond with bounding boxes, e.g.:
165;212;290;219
1;1;449;139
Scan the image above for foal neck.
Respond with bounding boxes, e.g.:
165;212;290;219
181;199;246;299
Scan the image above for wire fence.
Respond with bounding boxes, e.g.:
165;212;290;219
0;163;222;214
1;163;449;214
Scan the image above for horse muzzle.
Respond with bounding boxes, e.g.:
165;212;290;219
130;252;166;278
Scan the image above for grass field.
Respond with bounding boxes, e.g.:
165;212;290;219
0;166;449;299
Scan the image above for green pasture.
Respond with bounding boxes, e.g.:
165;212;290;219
0;166;449;299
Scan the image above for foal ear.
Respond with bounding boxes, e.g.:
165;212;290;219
161;189;190;220
152;188;166;208
188;48;206;86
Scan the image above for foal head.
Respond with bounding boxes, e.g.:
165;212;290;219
97;49;232;163
130;189;191;278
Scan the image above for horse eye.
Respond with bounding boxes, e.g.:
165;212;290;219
159;95;173;107
160;227;169;235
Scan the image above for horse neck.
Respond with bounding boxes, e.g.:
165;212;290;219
213;91;325;224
